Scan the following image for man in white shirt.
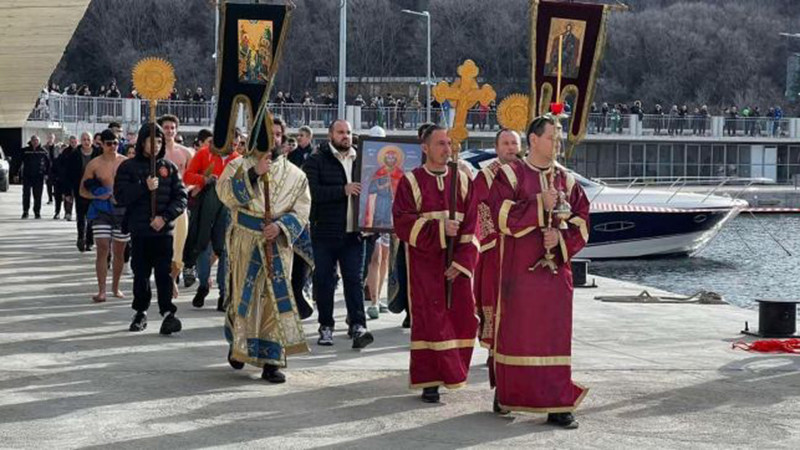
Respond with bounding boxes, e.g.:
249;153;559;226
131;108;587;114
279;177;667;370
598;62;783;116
302;120;373;349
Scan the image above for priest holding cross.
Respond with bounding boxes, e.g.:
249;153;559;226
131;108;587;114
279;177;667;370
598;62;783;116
392;59;493;404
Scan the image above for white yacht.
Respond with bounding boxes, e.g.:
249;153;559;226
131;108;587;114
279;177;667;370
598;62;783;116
462;149;747;259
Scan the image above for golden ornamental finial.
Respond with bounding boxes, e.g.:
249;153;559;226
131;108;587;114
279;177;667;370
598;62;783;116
132;57;176;101
497;94;530;132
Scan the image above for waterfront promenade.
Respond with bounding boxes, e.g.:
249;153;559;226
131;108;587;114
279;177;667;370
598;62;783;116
0;185;798;449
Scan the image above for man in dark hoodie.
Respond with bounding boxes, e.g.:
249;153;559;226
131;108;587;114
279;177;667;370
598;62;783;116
114;124;188;334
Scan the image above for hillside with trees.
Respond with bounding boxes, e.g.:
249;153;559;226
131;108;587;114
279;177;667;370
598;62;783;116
51;0;800;112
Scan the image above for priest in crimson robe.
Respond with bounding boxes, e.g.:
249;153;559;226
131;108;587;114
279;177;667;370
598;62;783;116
485;115;590;429
392;125;480;404
472;129;522;370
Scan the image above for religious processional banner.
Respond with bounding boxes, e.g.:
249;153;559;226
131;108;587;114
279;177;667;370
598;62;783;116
529;0;610;149
213;3;291;154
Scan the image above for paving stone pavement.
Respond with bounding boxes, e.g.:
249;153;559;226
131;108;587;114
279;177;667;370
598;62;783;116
1;185;799;449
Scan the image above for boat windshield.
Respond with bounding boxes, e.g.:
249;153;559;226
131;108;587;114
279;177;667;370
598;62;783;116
462;149;601;189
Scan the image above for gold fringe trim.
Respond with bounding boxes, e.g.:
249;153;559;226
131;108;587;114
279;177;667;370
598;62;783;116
410;338;475;351
494;353;571;366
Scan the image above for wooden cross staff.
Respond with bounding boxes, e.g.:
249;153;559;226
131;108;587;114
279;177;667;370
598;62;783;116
433;59;496;309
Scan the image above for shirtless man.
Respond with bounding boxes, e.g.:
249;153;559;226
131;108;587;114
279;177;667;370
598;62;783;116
80;129;129;302
158;114;194;298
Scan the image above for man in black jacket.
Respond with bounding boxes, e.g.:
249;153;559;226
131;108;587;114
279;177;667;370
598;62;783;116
114;124;187;334
52;136;77;220
288;125;313;167
43;133;57;205
20;135;50;219
286;125;314;320
303;119;373;349
64;132;101;250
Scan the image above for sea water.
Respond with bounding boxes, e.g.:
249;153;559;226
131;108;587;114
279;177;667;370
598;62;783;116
590;214;800;309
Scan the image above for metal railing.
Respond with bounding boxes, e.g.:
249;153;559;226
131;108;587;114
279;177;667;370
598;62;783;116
29;95;218;126
586;113;791;138
586;113;634;135
720;117;789;138
29;95;351;129
594;175;775;187
26;95;796;139
590;175;770;205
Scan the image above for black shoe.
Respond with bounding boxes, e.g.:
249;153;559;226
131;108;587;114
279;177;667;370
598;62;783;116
53;213;59;220
21;213;28;219
159;313;182;335
351;325;374;350
493;392;510;415
85;242;93;252
77;239;85;252
34;213;41;219
217;296;225;312
129;312;147;332
261;364;286;383
402;313;411;329
183;266;196;288
192;285;209;308
421;386;440;403
318;326;334;346
227;349;244;370
547;412;579;429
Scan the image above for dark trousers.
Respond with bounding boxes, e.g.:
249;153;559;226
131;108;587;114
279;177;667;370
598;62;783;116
22;179;44;215
46;178;54;202
54;190;72;217
75;196;93;244
362;234;378;297
131;235;176;316
291;256;312;316
313;233;366;329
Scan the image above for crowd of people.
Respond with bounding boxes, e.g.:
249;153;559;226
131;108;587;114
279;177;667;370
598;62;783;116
34;81;793;139
16;112;591;429
589;100;787;137
274;91;502;132
34;81;213;125
40;80;211;102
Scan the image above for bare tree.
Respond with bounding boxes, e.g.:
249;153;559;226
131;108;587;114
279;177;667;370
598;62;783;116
50;0;800;113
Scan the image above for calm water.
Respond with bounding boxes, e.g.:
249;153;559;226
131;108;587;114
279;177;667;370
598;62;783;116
590;214;800;309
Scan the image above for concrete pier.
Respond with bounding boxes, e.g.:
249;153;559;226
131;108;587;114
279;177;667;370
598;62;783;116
0;185;798;449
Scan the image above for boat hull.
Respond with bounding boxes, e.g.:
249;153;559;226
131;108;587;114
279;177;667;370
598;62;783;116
578;208;741;259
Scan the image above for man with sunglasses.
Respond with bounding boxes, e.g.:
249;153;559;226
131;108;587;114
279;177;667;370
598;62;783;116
80;129;129;303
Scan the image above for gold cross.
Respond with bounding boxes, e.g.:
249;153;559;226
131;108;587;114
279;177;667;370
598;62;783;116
433;60;496;149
